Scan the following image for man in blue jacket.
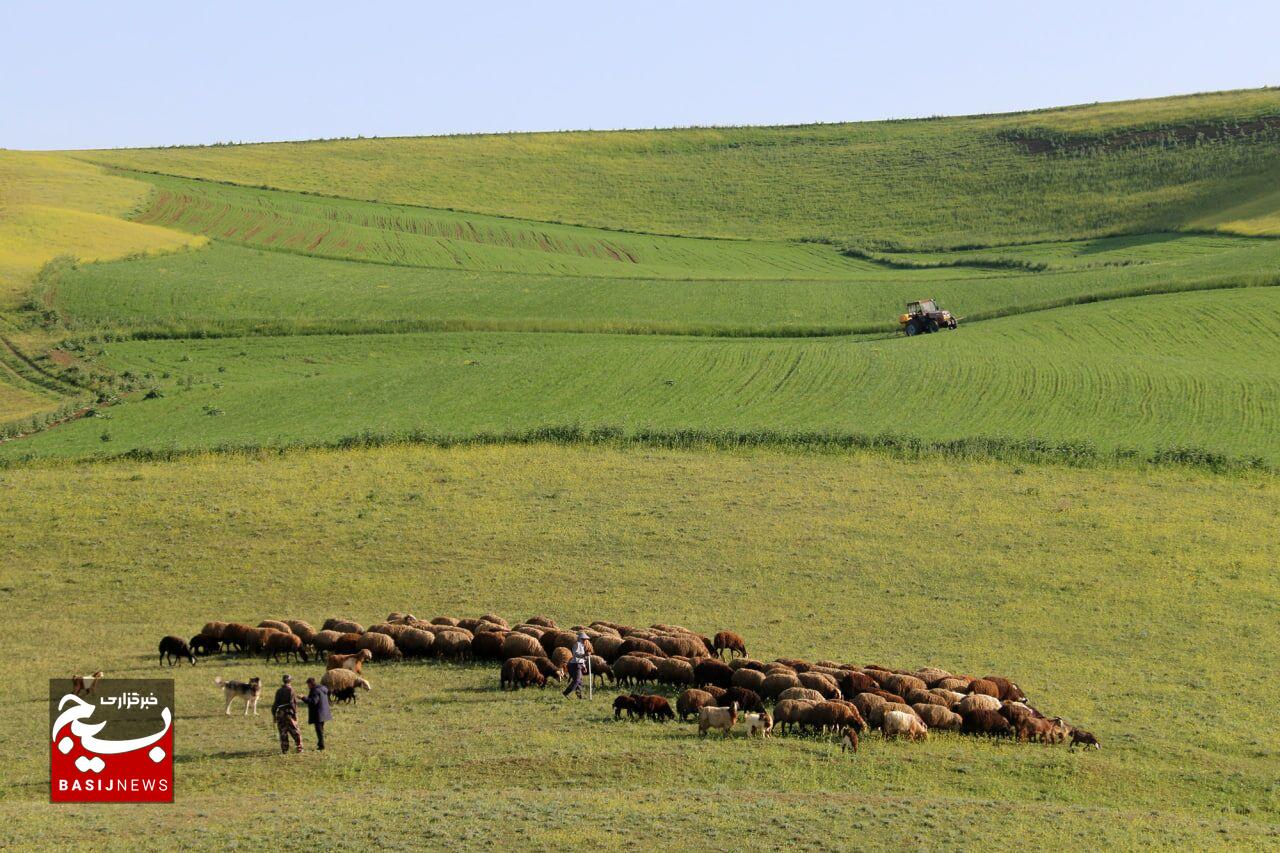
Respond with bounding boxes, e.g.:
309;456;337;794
304;676;332;751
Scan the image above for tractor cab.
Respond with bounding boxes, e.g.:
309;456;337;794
898;298;958;336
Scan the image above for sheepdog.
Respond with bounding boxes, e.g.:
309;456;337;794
214;676;262;715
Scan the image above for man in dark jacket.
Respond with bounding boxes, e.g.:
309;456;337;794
304;676;332;751
272;674;302;754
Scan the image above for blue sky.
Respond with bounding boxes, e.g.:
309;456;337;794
2;1;1275;150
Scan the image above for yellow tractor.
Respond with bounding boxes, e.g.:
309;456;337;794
899;298;958;336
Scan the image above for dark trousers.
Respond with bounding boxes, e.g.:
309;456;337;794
313;721;325;750
562;666;583;697
276;711;301;752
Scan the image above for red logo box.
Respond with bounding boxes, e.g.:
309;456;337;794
50;679;174;803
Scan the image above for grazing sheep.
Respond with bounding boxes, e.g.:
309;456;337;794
838;670;879;698
743;711;773;738
590;635;624;661
852;693;889;728
840;727;859;753
501;657;546;690
540;630;586;656
470;630;506;661
927;688;965;708
331;685;360;704
479;613;509;629
158;636;196;666
693;659;734;689
913;703;963;731
550;646;574;670
778;687;826;704
656;658;695;688
730;667;767;693
613;695;641;719
368;622;412;641
882;673;928;698
634;694;676;722
501;632;547;660
1014;715;1059;743
716;687;765;713
915;667;952;687
967;678;1001;698
588;656;613;687
524;615;557;628
322;619;365;635
677;689;717;722
773;699;818;735
189;634;221;657
430;616;460;627
1069;727;1100;751
311;629;342;656
612;655;659;687
870;689;908;705
257;619;292;634
321;668;372;694
906;688;944;707
797;671;841;699
327;650;373;673
433;629;473;660
221;623;253;653
956;693;1003;716
263;631;309;663
935;676;972;692
618;637;665;658
761;671;803;700
712;631;747;659
652;634;708;659
284;620;317;648
330;632;364;655
698;702;739;737
512;625;545;639
397;627;437;658
982;675;1027;702
805;700;865;734
960;709;1012;738
200;621;229;644
728;657;766;672
881;710;928;741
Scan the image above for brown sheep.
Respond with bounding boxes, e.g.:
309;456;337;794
704;685;727;700
330;632;364;655
915;667;952;687
956;693;1003;716
470;630;506;661
357;632;402;661
368;622;412;641
322;618;365;635
321;668;372;693
614;695;640;719
588;656;613;686
618;637;665;658
913;703;963;731
935;676;972;692
221;623;254;652
479;613;509;629
396;627;437;658
550;646;574;670
882;673;928;698
242;627;284;654
430;616;460;627
761;671;803;700
612;655;658;687
712;631;747;659
777;687;826;704
652;634;708;659
982;675;1027;702
512;625;545;639
677;688;717;722
693;659;734;689
730;668;767;693
634;694;676;722
805;700;865;734
773;699;818;735
263;631;308;663
1069;728;1100;750
656;658;695;688
961;708;1012;737
524;615;557;628
200;621;229;642
501;632;547;660
433;629;472;660
798;671;841;699
852;693;889;728
518;656;564;681
311;630;342;656
870;688;908;705
284;620;317;647
838;670;879;698
541;630;590;656
928;688;964;709
728;657;766;672
880;702;920;721
258;619;292;634
500;657;546;690
715;687;765;713
1015;715;1062;743
967;678;1001;698
327;650;373;673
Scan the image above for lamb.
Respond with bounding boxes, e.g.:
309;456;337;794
327;649;374;673
712;631;747;659
501;657;546;690
633;694;675;722
715;687;765;713
72;671;104;696
263;631;309;663
881;710;928;741
743;711;773;738
677;689;717;722
840;727;859;753
158;635;196;666
698;702;739;737
613;695;640;720
1069;727;1101;750
912;703;963;731
331;685;360;704
322;668;372;693
322;618;365;635
588;656;613;687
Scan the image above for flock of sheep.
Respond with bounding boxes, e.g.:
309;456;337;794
164;612;1099;751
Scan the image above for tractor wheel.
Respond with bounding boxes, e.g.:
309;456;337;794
925;319;940;333
904;321;921;336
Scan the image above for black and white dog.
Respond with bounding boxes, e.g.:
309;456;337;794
214;676;262;715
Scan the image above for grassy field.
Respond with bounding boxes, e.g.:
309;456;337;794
5;287;1277;465
1;444;1277;847
81;89;1280;246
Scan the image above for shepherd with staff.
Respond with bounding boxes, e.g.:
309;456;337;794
562;631;591;700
